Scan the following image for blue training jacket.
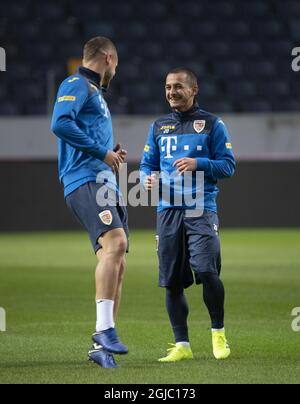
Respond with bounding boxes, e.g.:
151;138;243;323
140;104;236;213
51;67;115;198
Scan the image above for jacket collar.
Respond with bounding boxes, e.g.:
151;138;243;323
78;67;101;88
172;102;200;120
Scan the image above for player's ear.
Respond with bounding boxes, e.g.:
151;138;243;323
105;53;113;66
193;85;199;97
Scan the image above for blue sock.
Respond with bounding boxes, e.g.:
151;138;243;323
166;288;189;343
197;272;225;330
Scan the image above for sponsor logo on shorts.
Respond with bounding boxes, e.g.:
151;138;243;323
99;210;113;226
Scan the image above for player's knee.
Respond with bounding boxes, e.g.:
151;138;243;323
197;272;219;285
166;287;184;298
106;236;127;258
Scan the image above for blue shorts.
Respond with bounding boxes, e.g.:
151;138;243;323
157;209;221;289
66;181;129;254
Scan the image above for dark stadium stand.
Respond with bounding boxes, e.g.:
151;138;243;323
0;0;299;115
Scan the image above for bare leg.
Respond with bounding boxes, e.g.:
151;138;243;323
96;251;126;322
95;228;127;301
113;257;126;321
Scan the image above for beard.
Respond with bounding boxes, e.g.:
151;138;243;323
102;69;114;88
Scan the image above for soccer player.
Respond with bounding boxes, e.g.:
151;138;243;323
51;37;129;369
140;68;236;362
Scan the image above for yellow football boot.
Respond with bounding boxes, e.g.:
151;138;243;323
212;330;231;360
158;344;194;363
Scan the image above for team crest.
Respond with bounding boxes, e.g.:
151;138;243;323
193;120;206;133
99;210;113;226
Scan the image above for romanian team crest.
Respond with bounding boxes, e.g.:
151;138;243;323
99;210;113;226
193;120;206;133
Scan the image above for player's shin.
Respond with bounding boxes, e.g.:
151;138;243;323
95;254;122;331
113;257;126;321
166;288;190;344
198;272;225;330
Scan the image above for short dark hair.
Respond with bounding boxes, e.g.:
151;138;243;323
167;67;198;87
83;36;117;62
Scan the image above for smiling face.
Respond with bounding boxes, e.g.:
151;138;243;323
165;72;199;112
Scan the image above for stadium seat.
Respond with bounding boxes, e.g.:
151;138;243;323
200;100;234;113
222;21;251;38
202;2;235;18
231;41;262;57
34;3;66;21
275;1;300;17
84;22;115;40
240;99;272;112
187;22;218;38
131;100;166;115
289;20;300;39
199;82;218;99
71;3;103;22
244;60;277;78
253;20;284;39
117;22;148;40
134;2;168;19
0;102;20;115
234;1;270;18
0;0;298;115
226;81;257;98
175;2;204;18
257;81;290;98
117;64;141;81
274;99;300;112
137;42;164;60
166;42;195;58
0;2;30;20
213;60;244;79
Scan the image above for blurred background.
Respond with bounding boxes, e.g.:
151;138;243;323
0;0;300;231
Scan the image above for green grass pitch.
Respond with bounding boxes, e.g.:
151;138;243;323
0;229;299;384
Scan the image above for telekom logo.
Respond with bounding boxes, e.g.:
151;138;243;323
161;136;178;159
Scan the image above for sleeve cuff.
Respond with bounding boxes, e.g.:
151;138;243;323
91;145;109;161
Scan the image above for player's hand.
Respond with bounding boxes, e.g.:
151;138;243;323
114;143;128;161
174;158;197;175
104;149;126;173
144;174;158;191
